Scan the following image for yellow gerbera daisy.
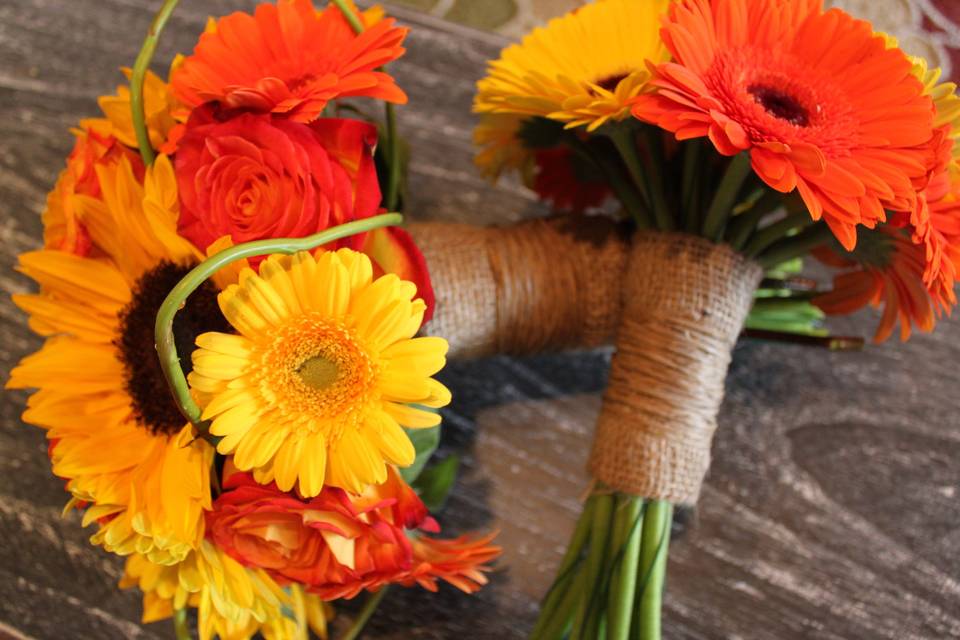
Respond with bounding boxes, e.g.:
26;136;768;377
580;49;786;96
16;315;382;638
188;249;450;497
473;0;670;132
7;154;215;564
121;541;330;640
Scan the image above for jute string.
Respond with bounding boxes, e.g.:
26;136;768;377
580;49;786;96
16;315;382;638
409;216;628;359
588;231;763;504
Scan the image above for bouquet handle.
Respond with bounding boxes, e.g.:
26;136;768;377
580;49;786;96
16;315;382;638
590;231;763;503
410;216;629;359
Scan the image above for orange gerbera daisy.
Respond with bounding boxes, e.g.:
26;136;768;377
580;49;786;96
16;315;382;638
205;465;499;602
814;226;937;342
171;0;407;123
631;0;937;251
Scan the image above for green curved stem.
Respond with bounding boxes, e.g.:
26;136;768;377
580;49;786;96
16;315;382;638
131;0;180;166
154;213;403;430
702;152;753;242
173;607;191;640
756;223;833;269
341;586;390;640
330;0;365;33
384;103;402;211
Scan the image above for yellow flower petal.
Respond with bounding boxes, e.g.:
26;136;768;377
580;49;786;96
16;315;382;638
383;401;443;429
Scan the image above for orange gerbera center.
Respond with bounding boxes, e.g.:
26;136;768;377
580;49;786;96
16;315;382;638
747;85;810;127
706;47;857;155
257;315;378;436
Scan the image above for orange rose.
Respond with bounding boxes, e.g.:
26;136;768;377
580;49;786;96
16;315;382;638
174;105;380;262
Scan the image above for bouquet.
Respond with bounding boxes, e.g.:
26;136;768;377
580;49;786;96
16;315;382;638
7;1;501;638
471;0;960;638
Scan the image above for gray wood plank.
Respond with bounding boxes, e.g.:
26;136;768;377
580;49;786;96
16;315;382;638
1;1;958;639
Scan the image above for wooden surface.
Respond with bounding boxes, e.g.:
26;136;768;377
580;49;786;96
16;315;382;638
2;1;959;638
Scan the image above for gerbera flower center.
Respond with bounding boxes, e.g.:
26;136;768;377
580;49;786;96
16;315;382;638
595;73;628;93
297;356;340;390
704;47;856;156
116;261;231;435
258;315;378;432
747;85;809;127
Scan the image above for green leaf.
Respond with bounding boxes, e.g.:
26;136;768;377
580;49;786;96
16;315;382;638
400;424;440;484
412;455;460;512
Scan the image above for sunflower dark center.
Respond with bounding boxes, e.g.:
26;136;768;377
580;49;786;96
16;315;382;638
748;85;810;127
116;261;231;436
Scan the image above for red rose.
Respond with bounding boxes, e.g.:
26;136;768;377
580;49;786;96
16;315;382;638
174;105;381;258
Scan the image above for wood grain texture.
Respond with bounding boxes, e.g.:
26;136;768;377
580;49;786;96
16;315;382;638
1;1;958;639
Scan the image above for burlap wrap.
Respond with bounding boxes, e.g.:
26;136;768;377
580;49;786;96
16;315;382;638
588;231;763;504
409;217;628;359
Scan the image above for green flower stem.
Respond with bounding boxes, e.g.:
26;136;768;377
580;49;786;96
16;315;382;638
742;211;813;258
330;0;403;212
759;276;819;292
639;128;673;232
750;296;817;313
636;500;672;640
726;189;782;252
756;223;833;269
330;0;365;32
608;496;645;640
743;328;865;350
131;0;180;167
571;493;614;640
384;102;402;211
702;152;752;242
154;213;403;431
530;494;597;636
173;607;191;640
531;559;588;640
565;135;652;228
681;140;703;233
606;128;652;212
341;586;390;640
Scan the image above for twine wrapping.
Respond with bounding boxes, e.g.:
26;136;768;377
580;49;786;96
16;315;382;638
409;216;628;359
588;231;763;504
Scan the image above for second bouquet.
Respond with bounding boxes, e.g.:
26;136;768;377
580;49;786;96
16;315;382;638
474;0;960;638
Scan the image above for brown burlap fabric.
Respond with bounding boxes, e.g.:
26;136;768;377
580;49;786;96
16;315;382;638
409;216;628;359
588;231;763;504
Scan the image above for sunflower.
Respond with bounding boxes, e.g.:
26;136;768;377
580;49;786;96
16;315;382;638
473;0;670;132
188;249;450;497
170;0;407;123
121;540;330;640
631;0;937;251
7;155;217;564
